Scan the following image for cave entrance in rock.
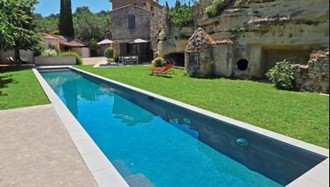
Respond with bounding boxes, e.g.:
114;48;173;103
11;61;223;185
236;59;249;71
164;53;185;67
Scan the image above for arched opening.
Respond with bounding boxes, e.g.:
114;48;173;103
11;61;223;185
236;59;249;71
164;53;185;67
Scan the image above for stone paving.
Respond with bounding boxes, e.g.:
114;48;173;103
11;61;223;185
0;104;97;187
82;57;107;65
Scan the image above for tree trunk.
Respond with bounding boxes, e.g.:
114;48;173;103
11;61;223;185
14;48;21;65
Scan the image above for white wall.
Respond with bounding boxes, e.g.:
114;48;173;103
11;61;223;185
34;56;76;65
0;50;34;64
71;47;90;58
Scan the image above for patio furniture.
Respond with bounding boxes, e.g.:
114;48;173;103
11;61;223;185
132;56;139;64
118;56;124;64
124;56;132;65
150;63;175;77
7;57;15;64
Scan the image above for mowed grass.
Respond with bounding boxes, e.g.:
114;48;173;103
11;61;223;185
76;65;329;148
0;67;49;110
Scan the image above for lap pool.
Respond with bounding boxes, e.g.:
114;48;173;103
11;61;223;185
37;67;327;187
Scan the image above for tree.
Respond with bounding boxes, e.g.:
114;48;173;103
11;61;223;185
59;0;74;37
73;7;111;41
0;0;41;63
34;13;58;34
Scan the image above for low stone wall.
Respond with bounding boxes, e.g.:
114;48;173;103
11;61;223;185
34;56;76;65
293;49;329;94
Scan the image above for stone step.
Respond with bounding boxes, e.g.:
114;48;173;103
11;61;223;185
125;173;155;187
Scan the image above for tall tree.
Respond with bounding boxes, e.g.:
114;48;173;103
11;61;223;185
0;0;41;63
73;7;111;41
59;0;74;37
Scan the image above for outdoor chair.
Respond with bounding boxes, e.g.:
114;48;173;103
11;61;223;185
150;62;175;77
124;56;132;65
132;56;139;64
20;57;29;64
7;57;15;64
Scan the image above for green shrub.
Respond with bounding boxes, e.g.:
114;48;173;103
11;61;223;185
205;0;231;18
266;60;295;90
59;51;83;65
89;38;99;57
33;44;45;56
152;57;166;67
169;3;193;26
104;47;113;62
41;49;58;57
49;44;60;53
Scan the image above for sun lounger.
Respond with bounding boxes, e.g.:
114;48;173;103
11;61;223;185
150;63;175;77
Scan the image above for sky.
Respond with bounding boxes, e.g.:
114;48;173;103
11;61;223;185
34;0;177;16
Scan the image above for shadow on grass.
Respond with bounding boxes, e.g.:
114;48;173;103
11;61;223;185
0;66;28;96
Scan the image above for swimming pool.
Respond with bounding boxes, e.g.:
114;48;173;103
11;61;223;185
38;67;327;187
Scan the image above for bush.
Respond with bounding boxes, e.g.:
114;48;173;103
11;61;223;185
89;38;99;57
152;57;166;67
41;49;58;57
266;60;295;90
170;3;193;26
33;44;45;56
205;0;231;18
59;51;83;65
104;47;113;62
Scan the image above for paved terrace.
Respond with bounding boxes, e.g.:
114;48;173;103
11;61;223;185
0;104;97;186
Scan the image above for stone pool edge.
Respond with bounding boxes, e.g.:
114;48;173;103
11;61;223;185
33;67;129;187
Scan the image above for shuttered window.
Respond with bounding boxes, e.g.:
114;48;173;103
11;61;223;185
128;15;136;29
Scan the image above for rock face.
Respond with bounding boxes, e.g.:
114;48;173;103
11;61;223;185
197;0;329;79
293;49;329;93
156;0;329;92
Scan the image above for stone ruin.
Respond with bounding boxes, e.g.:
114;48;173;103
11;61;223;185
293;49;329;93
185;28;233;77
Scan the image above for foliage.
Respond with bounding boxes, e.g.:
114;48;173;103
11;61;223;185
41;49;58;57
49;44;60;53
104;47;113;61
0;0;41;62
59;51;82;65
33;13;58;33
205;0;232;17
0;67;50;110
33;44;45;56
169;1;193;26
33;7;111;42
266;60;295;90
89;38;99;57
73;6;112;42
59;0;74;37
76;65;329;148
152;57;166;67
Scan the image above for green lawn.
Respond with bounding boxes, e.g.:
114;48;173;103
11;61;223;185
0;67;49;110
76;65;329;148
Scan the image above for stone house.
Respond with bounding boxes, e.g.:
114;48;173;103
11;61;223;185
109;0;162;61
42;34;90;58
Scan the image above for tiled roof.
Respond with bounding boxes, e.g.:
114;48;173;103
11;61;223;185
42;33;87;47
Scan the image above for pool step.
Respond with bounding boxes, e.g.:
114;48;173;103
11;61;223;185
112;160;133;177
125;173;155;187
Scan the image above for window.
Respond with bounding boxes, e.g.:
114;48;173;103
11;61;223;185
128;15;136;29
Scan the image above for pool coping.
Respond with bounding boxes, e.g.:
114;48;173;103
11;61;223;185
33;67;129;187
33;66;329;187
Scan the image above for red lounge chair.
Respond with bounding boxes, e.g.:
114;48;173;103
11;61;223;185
150;63;174;77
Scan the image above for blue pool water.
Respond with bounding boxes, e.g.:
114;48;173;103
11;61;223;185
41;70;282;187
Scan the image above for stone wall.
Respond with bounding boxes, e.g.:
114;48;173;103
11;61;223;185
110;0;145;10
111;5;151;41
293;49;329;93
